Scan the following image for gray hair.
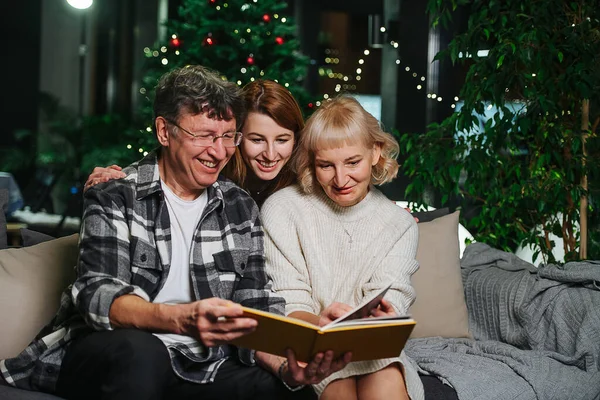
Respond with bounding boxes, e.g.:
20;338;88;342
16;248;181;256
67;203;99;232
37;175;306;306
153;65;245;129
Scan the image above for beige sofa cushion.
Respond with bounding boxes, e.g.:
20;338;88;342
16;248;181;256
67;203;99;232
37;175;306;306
410;211;471;338
0;234;79;359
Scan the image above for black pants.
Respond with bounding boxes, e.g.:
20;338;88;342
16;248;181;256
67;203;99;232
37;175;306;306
56;329;316;400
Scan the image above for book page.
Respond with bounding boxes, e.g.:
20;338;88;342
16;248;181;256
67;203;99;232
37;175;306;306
322;283;396;331
330;314;413;328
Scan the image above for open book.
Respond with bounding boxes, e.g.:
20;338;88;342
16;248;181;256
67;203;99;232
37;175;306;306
231;283;416;362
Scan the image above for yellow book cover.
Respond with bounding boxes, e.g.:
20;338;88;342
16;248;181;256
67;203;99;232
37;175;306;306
231;284;416;363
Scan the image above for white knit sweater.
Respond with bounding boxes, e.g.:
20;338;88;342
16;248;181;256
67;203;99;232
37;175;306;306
261;184;424;400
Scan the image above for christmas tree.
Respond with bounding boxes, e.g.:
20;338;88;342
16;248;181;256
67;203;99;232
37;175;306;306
125;0;313;158
2;0;314;194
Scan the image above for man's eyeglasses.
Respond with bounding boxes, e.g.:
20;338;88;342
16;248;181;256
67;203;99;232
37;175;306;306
164;118;243;148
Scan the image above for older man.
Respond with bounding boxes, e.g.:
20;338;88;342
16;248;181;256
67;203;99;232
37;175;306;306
0;66;348;399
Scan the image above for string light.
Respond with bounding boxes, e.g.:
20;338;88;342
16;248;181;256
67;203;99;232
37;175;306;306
320;37;463;109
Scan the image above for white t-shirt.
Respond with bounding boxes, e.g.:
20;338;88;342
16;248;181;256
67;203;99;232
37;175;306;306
153;181;207;347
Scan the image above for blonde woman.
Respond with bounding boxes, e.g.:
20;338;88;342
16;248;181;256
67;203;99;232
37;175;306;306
261;96;423;400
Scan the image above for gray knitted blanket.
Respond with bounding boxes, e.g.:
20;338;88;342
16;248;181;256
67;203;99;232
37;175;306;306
405;243;600;400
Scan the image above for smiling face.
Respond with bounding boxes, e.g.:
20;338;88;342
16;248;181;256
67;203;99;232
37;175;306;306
240;112;295;182
156;111;237;199
314;142;381;207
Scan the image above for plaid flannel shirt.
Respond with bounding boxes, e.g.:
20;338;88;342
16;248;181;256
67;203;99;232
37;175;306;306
0;150;285;393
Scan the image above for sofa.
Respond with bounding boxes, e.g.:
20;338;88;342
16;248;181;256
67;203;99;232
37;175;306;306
3;187;598;400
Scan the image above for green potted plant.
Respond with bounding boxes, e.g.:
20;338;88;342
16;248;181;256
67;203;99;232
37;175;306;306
400;0;600;262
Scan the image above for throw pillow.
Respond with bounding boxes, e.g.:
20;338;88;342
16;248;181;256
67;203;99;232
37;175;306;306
0;189;7;249
409;211;471;338
20;228;55;247
0;234;79;359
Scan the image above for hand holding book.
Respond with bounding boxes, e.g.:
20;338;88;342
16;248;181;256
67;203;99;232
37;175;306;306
318;302;355;326
370;298;397;318
281;348;352;388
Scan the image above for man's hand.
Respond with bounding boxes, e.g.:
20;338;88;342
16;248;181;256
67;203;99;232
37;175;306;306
318;302;353;326
84;165;126;192
370;298;397;318
178;298;258;347
284;348;352;386
109;295;257;347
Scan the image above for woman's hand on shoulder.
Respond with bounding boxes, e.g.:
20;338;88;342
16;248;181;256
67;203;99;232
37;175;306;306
402;206;419;223
84;165;126;192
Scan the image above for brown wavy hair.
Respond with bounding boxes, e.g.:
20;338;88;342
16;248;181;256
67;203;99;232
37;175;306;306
224;80;304;197
294;95;400;194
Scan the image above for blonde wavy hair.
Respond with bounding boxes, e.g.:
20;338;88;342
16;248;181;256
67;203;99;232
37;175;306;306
294;95;399;193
